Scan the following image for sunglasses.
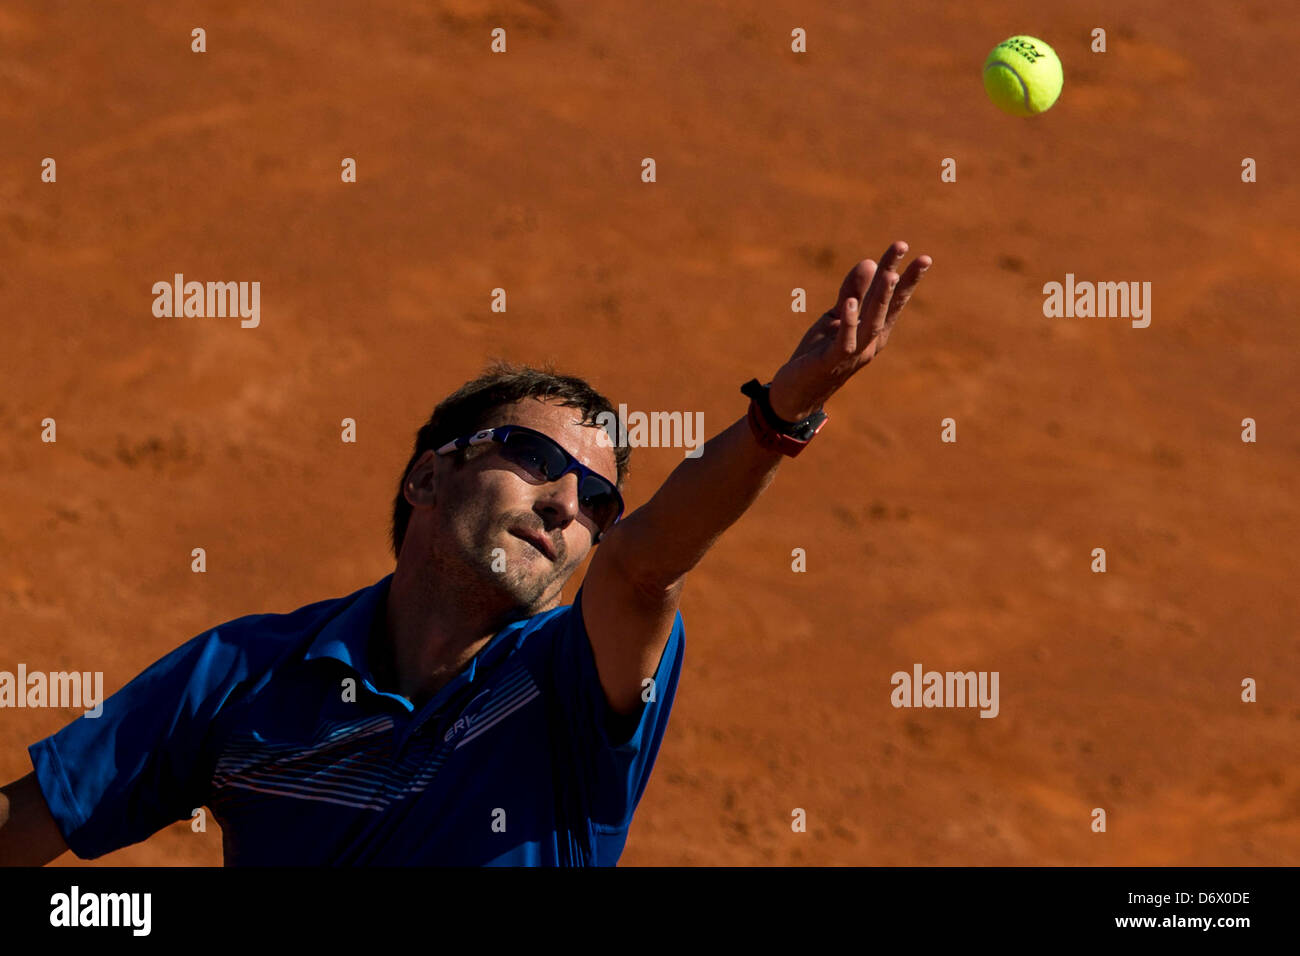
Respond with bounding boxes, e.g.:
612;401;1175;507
434;424;625;543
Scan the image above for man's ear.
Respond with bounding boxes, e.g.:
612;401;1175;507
404;450;444;507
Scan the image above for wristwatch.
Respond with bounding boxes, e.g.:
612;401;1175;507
740;378;829;457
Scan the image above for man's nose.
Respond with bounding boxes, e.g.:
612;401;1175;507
534;471;581;527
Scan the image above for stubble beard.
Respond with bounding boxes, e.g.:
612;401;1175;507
464;515;563;617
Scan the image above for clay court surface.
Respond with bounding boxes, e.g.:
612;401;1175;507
2;1;1297;865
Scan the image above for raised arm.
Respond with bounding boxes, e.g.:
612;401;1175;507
0;772;70;867
581;241;933;716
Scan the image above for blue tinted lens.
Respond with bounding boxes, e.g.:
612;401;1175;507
578;475;621;527
501;432;567;478
503;429;621;531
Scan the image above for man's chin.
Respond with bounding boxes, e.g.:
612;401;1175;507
480;549;553;601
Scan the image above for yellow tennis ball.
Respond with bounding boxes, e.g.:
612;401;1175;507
983;35;1063;116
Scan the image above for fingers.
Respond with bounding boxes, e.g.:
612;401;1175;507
835;297;860;355
878;240;908;274
877;255;933;350
886;255;931;321
836;259;877;317
833;244;932;357
863;268;899;341
855;242;906;326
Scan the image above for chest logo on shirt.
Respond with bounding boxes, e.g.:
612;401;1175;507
443;689;493;743
442;669;541;749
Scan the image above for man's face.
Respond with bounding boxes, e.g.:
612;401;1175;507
403;398;620;614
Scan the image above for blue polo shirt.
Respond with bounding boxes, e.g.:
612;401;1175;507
29;574;685;865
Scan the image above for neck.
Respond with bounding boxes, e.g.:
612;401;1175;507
377;553;516;705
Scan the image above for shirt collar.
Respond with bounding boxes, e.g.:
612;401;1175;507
301;573;544;686
303;573;393;674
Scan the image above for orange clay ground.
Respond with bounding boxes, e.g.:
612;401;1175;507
1;1;1296;865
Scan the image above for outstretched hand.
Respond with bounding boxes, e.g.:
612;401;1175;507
767;241;932;421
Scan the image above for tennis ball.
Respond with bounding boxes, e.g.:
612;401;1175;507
983;35;1063;116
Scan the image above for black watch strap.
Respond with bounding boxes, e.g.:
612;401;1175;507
740;378;827;440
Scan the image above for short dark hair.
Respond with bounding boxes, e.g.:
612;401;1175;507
389;360;630;559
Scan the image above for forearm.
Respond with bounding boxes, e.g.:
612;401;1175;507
604;412;786;588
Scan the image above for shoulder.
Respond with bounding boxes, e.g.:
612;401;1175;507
170;578;386;692
514;590;687;654
198;591;347;658
514;588;686;697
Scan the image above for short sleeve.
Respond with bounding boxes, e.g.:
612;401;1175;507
550;586;685;833
28;627;250;859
